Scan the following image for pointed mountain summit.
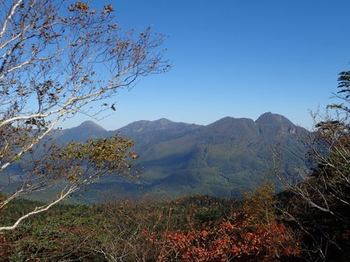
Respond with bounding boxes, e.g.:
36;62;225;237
256;112;293;126
256;112;301;139
56;120;109;143
77;120;107;132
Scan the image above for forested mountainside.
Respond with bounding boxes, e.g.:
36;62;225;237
43;112;309;201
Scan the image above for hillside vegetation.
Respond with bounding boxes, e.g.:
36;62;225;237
0;187;302;261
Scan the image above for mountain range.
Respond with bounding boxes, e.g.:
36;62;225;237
49;112;310;202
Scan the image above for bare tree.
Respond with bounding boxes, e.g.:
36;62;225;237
277;72;350;261
0;0;168;231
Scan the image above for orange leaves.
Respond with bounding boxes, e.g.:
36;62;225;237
220;221;235;231
143;218;300;261
70;1;89;12
200;229;209;238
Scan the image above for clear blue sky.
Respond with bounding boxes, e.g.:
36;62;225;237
63;0;350;130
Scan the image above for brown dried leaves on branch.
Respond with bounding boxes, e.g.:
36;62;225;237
32;136;136;183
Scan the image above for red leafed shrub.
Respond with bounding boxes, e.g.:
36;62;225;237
142;214;300;261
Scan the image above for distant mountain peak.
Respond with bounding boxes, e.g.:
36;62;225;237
255;112;300;139
256;112;293;125
53;120;108;144
209;116;255;127
216;116;235;122
219;116;253;122
155;118;172;123
154;118;174;126
77;120;106;131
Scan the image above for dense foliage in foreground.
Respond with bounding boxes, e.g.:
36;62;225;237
0;180;349;261
0;188;300;261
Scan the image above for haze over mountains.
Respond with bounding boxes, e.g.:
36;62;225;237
50;112;309;201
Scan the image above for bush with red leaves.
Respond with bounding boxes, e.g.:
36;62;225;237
143;213;300;261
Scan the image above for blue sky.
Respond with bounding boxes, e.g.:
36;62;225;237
63;0;350;130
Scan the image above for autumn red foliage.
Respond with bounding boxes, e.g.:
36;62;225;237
143;213;300;261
